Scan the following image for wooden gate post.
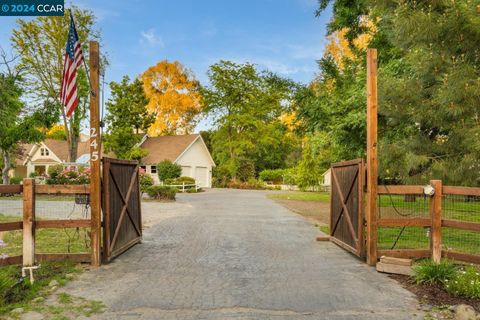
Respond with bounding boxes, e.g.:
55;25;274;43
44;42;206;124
89;41;101;266
366;48;378;266
22;178;35;266
430;180;442;263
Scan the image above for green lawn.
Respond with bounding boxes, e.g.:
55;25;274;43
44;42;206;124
0;214;90;257
268;192;330;203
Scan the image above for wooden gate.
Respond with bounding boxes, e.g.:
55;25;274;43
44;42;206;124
102;157;142;262
330;159;365;257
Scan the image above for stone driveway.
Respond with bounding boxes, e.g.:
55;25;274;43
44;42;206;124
61;189;422;319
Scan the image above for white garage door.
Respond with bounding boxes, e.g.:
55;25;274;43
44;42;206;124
195;167;208;187
181;166;192;177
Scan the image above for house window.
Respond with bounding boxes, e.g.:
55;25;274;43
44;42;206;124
150;165;157;174
140;165;146;173
40;148;49;156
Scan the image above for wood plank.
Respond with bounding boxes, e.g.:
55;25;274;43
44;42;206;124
442;251;480;265
36;219;91;229
330;235;358;256
442;186;480;197
0;255;22;266
0;221;23;231
366;48;378;266
316;235;330;241
378;249;430;259
22;179;35;267
378;218;431;227
35;184;90;194
0;185;23;194
376;261;412;276
378;185;424;195
102;157;138;165
380;256;412;266
430;180;442;263
442;219;480;232
331;159;363;168
36;253;91;263
89;41;101;267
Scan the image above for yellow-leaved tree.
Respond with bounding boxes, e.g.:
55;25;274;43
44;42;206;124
142;60;203;136
325;15;378;71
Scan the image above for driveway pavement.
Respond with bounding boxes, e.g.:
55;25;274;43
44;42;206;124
62;189;422;319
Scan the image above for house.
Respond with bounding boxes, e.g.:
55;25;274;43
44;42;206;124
321;168;331;192
11;134;215;188
138;134;215;188
13;139;90;178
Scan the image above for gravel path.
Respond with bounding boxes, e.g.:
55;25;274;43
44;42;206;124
60;189;423;319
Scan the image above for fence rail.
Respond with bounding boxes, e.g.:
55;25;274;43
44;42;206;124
0;180;91;267
376;180;480;264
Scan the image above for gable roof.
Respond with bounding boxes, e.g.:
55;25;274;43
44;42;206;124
140;134;201;164
42;139;90;162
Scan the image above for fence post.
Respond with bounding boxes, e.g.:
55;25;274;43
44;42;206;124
22;178;35;266
89;41;102;267
182;182;185;192
366;48;378;266
430;180;442;263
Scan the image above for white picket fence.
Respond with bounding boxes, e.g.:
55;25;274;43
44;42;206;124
163;182;199;192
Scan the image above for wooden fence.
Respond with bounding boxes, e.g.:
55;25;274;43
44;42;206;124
375;180;480;264
0;179;91;267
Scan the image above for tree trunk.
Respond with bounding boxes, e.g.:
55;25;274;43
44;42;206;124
2;150;11;185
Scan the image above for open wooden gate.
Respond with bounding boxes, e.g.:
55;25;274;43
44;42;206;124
330;159;365;257
102;157;142;262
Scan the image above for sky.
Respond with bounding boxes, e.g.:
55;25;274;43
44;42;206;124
0;0;332;130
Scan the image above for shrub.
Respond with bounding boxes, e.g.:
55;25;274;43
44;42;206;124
46;166;90;185
139;170;154;193
445;265;480;299
259;169;286;184
146;186;177;200
165;176;195;185
157;160;182;181
283;168;298;185
412;259;457;285
186;188;201;193
227;179;266;190
9;177;22;185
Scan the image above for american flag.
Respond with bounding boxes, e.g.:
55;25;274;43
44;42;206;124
60;14;84;117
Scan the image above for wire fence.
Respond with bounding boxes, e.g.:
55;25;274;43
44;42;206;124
35;193;91;254
377;188;480;257
0;191;23;258
442;194;480;255
377;193;430;250
0;189;92;262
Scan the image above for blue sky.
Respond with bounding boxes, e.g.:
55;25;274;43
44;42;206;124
0;0;332;130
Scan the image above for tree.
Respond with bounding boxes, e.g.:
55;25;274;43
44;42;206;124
11;7;103;162
0;52;57;184
142;60;203;136
375;0;480;185
157;160;182;181
46;124;67;140
103;76;154;160
203;60;299;181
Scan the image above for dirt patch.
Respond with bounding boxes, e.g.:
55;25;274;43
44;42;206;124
390;274;480;312
273;199;330;226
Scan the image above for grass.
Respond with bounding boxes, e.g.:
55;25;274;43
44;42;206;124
0;214;90;257
268;192;330;203
0;261;79;314
271;192;480;255
0;262;104;318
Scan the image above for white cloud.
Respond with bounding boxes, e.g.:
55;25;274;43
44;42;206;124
140;28;164;48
